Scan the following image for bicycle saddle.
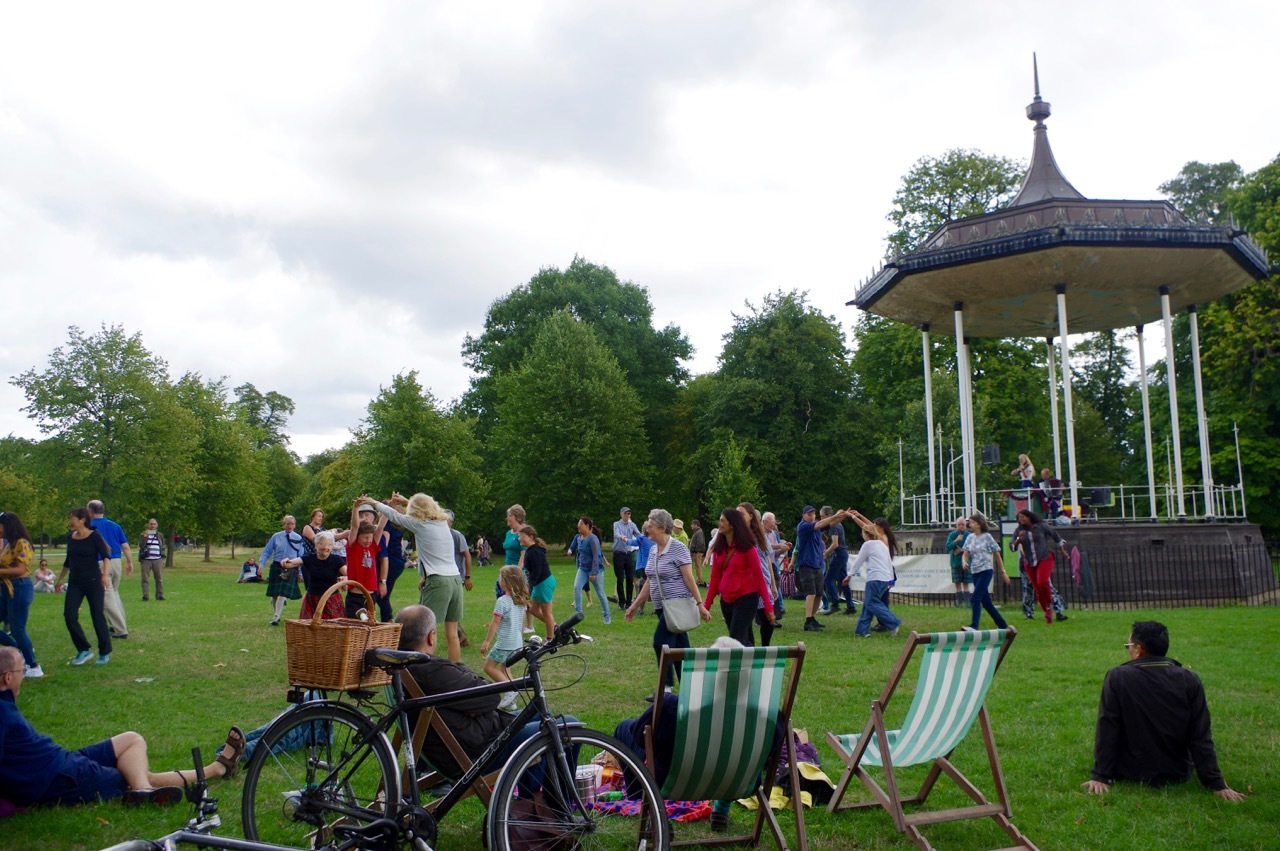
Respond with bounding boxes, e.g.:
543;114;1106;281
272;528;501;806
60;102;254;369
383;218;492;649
364;648;433;669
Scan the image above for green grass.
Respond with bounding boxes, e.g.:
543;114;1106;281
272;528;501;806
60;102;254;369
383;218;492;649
5;549;1278;850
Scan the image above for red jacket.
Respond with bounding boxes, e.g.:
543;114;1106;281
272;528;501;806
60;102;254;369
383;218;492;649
705;547;774;614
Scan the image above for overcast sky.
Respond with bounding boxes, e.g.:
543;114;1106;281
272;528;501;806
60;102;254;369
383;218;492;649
3;1;1276;459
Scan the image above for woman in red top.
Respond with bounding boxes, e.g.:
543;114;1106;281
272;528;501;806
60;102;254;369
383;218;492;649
705;508;774;646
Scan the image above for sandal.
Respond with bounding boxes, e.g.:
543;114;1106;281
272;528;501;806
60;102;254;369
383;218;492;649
215;726;246;778
123;786;184;806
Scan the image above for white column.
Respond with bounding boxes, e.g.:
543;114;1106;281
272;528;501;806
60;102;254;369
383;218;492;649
1187;305;1214;519
1160;286;1187;517
953;303;976;513
922;325;938;525
1135;325;1158;521
1055;285;1080;520
1045;337;1063;479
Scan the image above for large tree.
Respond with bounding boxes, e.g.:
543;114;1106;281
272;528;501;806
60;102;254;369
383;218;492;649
886;148;1024;255
489;310;652;536
462;257;692;446
353;371;490;524
233;383;296;450
10;324;197;528
1159;160;1244;223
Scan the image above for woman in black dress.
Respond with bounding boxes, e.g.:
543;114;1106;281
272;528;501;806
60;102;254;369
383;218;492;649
55;508;113;665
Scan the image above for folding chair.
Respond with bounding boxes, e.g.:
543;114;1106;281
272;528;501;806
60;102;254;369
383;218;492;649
825;628;1038;851
646;644;808;851
386;674;500;812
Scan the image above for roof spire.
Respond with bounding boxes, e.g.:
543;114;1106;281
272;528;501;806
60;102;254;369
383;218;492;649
1008;53;1085;207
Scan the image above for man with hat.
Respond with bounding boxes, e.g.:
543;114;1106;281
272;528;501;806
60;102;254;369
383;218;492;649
612;507;641;610
671;518;690;548
795;505;853;632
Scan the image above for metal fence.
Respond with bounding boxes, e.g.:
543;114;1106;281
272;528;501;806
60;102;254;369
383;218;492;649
878;540;1279;609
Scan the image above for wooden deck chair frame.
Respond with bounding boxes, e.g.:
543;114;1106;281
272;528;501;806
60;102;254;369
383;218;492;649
387;673;500;812
645;643;808;851
825;628;1038;851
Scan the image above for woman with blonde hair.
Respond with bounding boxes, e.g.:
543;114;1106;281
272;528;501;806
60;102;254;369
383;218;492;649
1012;454;1036;488
358;492;463;661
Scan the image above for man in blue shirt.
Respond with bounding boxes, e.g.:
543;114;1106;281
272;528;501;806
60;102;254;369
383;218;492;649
820;506;856;616
0;647;242;807
612;507;641;609
796;505;852;632
88;500;132;639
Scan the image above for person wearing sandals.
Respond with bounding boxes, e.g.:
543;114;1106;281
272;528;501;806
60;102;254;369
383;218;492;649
0;647;245;807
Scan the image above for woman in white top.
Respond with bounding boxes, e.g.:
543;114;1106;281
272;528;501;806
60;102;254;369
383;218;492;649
845;510;902;638
625;508;710;686
358;492;463;662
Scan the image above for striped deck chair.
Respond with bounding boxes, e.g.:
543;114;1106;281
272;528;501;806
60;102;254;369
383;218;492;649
826;628;1038;851
645;644;807;851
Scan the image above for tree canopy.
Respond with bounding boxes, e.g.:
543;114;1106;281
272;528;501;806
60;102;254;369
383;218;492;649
886;148;1025;255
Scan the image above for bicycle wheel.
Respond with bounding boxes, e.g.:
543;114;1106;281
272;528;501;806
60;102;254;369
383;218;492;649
488;727;670;851
241;701;400;848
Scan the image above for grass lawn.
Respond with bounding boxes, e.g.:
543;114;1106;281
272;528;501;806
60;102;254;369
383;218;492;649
5;548;1277;850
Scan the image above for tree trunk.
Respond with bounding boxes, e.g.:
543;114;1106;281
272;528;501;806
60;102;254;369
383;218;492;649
166;524;176;568
230;538;236;558
204;541;212;562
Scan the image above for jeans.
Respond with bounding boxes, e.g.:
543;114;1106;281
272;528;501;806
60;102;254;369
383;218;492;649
573;570;611;622
0;578;37;667
855;580;900;636
613;550;635;607
653;608;690;684
969;571;1008;630
65;572;113;655
823;553;854;611
378;561;406;622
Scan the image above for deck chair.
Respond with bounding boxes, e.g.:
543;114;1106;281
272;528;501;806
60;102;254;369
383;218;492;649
825;628;1037;851
386;674;500;812
646;644;807;851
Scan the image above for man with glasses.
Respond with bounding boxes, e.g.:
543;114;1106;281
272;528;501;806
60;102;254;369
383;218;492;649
1084;621;1245;801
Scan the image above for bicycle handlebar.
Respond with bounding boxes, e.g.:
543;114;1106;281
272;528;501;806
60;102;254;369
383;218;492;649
503;611;586;668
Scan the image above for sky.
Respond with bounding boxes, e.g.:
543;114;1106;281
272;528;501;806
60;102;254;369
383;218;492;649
2;1;1277;459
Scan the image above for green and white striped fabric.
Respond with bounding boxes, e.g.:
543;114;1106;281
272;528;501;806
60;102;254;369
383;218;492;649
834;629;1007;768
662;645;788;801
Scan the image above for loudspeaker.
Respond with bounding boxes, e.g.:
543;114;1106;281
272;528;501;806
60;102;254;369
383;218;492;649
1091;486;1112;506
980;444;1001;465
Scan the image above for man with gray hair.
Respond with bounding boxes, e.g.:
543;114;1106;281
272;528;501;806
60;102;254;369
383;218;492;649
87;500;132;639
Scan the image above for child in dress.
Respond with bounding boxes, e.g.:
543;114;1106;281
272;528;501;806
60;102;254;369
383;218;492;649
480;565;531;711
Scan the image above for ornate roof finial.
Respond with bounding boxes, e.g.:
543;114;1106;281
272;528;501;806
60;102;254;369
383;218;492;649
1008;54;1084;207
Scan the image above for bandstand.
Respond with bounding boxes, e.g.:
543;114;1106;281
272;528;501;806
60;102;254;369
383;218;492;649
847;61;1275;604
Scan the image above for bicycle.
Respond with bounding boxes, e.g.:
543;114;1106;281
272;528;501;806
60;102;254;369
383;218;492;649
234;610;669;851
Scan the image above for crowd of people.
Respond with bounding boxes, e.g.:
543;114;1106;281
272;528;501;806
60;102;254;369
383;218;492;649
0;492;1249;822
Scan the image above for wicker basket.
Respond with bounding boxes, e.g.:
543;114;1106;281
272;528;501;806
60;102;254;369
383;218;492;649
285;580;401;690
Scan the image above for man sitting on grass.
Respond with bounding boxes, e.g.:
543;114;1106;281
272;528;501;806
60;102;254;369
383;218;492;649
1084;621;1245;801
0;647;244;808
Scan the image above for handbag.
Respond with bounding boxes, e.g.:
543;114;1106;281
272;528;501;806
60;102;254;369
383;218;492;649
649;541;701;634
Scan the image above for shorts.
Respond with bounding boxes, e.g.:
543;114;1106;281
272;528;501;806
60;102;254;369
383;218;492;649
530;575;556;603
951;564;973;584
40;739;128;806
488;644;519;664
419;574;465;623
796;566;824;597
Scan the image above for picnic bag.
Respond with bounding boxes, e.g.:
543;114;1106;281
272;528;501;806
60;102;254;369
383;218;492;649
649;542;701;634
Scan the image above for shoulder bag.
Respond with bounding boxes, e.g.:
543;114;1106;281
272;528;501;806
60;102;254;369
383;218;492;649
649;542;701;634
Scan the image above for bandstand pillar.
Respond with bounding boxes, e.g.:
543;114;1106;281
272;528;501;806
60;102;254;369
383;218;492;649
1188;305;1214;519
953;303;977;513
921;325;938;525
1054;285;1080;520
1045;337;1063;480
1160;286;1187;518
1135;325;1159;521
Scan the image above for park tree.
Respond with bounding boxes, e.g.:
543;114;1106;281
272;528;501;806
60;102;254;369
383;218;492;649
10;324;197;529
172;374;268;561
233;383;296;449
701;291;867;519
886;149;1024;255
1159;160;1244;223
489;310;652;536
1071;330;1135;457
462;257;692;447
0;437;71;544
704;435;762;513
353;371;490;524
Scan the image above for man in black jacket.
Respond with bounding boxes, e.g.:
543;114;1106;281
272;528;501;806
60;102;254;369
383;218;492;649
1084;621;1245;801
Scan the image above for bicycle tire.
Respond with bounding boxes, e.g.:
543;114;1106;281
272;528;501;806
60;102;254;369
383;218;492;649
487;727;670;851
240;701;400;847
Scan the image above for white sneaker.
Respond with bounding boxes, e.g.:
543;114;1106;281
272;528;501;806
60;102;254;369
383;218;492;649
522;627;535;634
499;692;518;711
24;665;45;679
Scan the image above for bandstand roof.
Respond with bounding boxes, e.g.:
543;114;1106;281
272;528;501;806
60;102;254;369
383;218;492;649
851;63;1273;338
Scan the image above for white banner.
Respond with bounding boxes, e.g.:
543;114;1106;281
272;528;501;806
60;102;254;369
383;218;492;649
846;553;955;596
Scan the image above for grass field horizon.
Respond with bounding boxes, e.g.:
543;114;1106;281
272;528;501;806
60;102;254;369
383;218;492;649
4;547;1277;850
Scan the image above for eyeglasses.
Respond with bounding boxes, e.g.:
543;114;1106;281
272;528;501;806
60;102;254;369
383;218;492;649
1123;642;1137;649
3;668;23;676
